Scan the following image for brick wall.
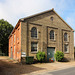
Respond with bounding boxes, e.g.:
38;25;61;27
9;10;74;61
21;10;74;60
9;22;21;60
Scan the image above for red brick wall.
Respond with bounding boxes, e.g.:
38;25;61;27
9;22;21;60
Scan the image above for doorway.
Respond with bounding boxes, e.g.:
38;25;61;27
11;47;13;59
47;47;55;61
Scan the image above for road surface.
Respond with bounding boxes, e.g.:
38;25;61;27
40;67;75;75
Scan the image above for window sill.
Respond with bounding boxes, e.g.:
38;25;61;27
31;37;38;38
31;38;39;40
64;41;69;43
31;51;37;54
50;39;56;42
64;52;69;54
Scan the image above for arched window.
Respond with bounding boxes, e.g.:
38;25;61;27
64;33;67;41
50;30;54;40
50;17;53;21
31;27;37;38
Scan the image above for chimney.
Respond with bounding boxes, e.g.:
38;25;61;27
52;8;54;10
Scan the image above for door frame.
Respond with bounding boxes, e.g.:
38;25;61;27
47;47;55;61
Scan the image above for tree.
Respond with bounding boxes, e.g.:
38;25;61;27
0;19;14;56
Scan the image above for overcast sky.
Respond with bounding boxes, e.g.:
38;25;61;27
0;0;75;45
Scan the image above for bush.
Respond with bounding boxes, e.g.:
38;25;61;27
36;51;46;62
54;51;64;62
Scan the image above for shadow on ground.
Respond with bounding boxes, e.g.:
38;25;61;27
0;59;45;75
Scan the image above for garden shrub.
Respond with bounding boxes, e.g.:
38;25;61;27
54;51;64;62
36;51;46;62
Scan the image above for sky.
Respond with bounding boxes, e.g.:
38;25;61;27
0;0;75;45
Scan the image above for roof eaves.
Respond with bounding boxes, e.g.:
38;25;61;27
8;19;21;39
20;8;54;21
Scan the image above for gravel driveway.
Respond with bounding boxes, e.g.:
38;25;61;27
0;56;75;75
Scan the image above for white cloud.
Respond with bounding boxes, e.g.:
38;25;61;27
0;0;75;46
0;0;54;26
66;17;75;46
0;0;68;26
66;17;75;29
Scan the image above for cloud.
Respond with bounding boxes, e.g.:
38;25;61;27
0;0;68;26
66;16;75;46
66;17;75;29
0;0;75;46
0;0;54;26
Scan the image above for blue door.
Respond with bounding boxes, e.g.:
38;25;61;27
47;47;55;61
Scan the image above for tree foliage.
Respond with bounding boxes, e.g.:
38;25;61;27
0;19;14;55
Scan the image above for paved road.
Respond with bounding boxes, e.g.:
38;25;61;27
39;67;75;75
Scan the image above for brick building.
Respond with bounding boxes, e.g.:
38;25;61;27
9;8;74;61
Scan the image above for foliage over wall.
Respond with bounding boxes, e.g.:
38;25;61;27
0;19;14;56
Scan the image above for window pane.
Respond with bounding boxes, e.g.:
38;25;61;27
50;30;54;39
14;46;15;52
31;42;37;52
64;33;67;41
31;27;37;38
14;34;15;42
64;44;68;52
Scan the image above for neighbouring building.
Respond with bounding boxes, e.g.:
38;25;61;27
9;8;74;61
